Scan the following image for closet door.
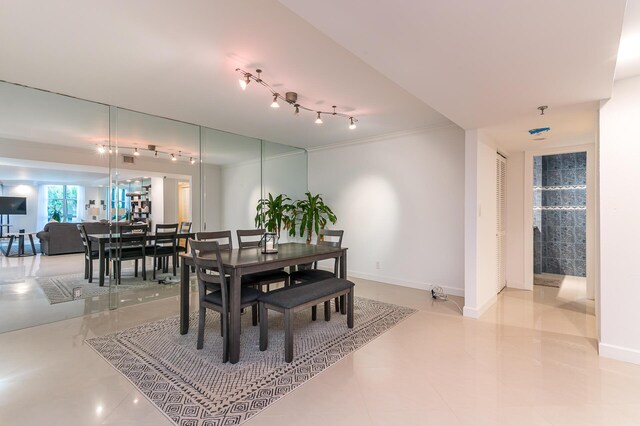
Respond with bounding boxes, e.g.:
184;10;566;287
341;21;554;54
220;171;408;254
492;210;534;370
496;154;507;293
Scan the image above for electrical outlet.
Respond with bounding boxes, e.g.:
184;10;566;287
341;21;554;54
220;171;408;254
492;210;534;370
375;261;381;269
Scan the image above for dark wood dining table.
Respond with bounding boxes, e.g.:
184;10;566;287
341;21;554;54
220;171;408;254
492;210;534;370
180;242;347;364
88;232;195;287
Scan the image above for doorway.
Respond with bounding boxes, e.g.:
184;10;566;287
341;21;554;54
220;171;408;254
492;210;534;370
178;181;191;224
523;144;595;300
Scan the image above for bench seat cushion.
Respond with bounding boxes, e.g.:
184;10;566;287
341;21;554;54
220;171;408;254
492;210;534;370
259;278;354;309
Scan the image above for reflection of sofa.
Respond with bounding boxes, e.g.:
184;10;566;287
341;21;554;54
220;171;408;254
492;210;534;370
36;222;110;255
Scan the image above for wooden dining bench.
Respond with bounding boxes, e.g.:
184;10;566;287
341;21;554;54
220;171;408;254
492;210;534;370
259;278;355;362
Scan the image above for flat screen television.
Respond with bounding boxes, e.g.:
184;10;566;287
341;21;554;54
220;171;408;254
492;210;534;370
0;196;27;215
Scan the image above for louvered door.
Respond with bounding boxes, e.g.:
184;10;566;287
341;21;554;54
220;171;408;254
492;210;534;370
496;154;507;293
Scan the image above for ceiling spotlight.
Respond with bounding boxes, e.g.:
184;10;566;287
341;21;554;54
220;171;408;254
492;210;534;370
133;148;140;156
270;94;280;108
315;112;323;124
349;117;357;130
294;104;300;116
97;145;106;154
190;157;195;164
108;147;113;154
154;151;158;157
538;105;548;115
239;74;251;90
171;154;177;161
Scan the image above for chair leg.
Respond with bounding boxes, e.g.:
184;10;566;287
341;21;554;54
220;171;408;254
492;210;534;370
134;259;138;277
340;295;346;315
251;305;258;326
197;306;206;350
259;303;268;351
347;290;354;328
172;253;177;276
311;305;317;321
163;256;168;273
324;301;331;321
335;296;340;312
88;259;93;283
84;259;89;280
141;257;146;281
152;257;156;280
220;312;224;337
284;309;293;363
105;259;110;276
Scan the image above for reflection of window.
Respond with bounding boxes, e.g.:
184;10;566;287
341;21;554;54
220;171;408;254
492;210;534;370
110;187;128;219
47;185;79;222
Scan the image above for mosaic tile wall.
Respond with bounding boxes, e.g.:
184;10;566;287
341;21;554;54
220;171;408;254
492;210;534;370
533;152;587;277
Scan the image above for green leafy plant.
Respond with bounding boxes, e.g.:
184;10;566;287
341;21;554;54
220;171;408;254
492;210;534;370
254;193;293;236
51;209;61;222
289;192;337;243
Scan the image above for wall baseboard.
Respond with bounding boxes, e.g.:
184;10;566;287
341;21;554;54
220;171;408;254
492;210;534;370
344;269;464;297
599;342;640;365
463;293;497;319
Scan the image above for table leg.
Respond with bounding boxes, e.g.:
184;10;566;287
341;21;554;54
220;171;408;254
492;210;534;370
99;240;106;287
229;268;242;364
18;234;24;256
340;250;348;315
6;236;14;256
180;256;190;335
28;234;36;255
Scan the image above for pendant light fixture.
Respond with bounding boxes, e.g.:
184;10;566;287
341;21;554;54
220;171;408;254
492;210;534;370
133;147;140;156
235;67;358;129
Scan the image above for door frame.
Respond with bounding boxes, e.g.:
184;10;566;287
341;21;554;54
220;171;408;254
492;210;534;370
523;143;596;299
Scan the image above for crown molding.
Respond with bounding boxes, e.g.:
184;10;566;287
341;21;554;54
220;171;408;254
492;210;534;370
305;122;459;153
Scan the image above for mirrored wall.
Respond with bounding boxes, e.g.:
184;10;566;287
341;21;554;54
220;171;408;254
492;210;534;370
0;80;307;333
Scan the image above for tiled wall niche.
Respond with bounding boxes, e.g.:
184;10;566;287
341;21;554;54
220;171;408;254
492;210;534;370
533;152;587;277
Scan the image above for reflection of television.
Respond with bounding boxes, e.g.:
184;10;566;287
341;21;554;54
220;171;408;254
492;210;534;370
0;197;27;215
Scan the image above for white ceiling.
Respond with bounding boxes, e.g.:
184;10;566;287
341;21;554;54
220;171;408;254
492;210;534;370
0;0;635;156
0;0;450;149
615;0;640;81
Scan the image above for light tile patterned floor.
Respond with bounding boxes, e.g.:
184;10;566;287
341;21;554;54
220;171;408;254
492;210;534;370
1;255;639;425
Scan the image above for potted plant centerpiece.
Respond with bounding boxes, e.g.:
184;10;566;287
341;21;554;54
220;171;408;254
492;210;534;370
288;192;337;243
254;193;294;237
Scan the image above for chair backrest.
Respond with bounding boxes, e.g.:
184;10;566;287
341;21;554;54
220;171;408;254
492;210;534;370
76;224;90;256
316;229;344;248
190;239;227;309
196;231;233;250
120;224;149;234
236;229;265;248
154;223;178;247
177;221;192;247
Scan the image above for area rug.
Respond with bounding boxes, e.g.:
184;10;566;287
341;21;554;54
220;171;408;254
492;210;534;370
0;240;40;256
36;272;188;304
534;275;562;288
86;297;415;425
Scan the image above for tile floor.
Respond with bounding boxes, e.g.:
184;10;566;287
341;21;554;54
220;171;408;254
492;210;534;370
1;258;640;425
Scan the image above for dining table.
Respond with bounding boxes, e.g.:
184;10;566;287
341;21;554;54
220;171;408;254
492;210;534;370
180;242;347;364
88;232;195;287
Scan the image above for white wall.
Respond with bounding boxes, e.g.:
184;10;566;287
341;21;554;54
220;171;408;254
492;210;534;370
0;183;38;232
163;177;179;224
202;163;222;232
464;129;498;317
308;126;465;296
505;151;525;288
598;75;640;365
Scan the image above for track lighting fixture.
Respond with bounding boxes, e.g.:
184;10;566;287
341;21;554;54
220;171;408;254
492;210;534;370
235;67;358;128
94;143;196;164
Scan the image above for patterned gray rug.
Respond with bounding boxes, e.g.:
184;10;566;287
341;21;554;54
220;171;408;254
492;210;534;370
534;275;563;288
86;297;415;425
36;272;185;304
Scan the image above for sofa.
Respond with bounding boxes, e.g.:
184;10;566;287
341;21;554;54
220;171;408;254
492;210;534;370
36;222;110;255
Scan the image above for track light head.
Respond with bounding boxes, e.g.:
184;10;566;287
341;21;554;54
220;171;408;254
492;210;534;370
97;145;106;154
239;74;251;90
315;112;323;124
349;117;357;130
294;104;300;116
171;154;177;161
190;157;195;165
270;94;280;108
133;148;140;156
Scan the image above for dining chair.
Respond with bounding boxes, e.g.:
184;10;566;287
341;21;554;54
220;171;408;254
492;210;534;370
112;229;148;284
147;223;179;280
119;223;148;277
290;229;344;315
176;221;192;255
196;230;232;249
190;239;261;362
237;229;290;292
76;224;108;283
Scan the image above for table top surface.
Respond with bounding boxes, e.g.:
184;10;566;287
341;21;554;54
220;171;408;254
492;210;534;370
5;232;36;236
181;242;345;268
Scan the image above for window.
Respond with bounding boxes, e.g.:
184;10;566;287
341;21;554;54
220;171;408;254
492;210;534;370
47;185;79;222
111;187;128;220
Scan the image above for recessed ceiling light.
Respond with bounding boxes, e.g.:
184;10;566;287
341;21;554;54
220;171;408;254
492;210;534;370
533;137;546;141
